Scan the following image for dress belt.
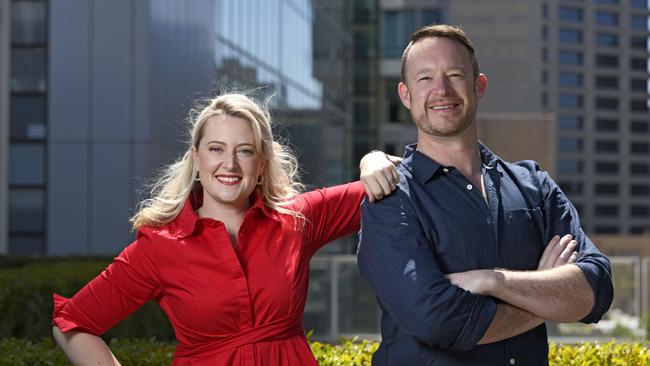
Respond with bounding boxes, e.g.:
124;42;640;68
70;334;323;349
173;314;305;360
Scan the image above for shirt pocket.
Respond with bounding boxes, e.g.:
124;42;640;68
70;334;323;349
501;207;545;270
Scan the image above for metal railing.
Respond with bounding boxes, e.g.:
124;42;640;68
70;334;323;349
305;255;648;343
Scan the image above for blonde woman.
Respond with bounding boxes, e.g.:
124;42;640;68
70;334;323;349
52;93;399;365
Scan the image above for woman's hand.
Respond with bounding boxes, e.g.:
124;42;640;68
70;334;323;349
360;151;402;202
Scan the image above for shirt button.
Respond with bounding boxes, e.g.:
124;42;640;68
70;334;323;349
509;357;516;365
443;168;449;173
466;184;473;190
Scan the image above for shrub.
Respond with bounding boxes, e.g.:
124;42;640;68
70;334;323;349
0;257;174;341
1;337;648;366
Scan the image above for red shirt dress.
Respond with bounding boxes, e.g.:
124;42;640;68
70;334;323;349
53;182;364;365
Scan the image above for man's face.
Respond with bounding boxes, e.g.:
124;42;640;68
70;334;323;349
398;37;487;138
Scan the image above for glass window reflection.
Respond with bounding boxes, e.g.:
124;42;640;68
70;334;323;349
9;143;45;185
8;188;45;233
10;95;47;140
10;1;46;44
10;48;47;92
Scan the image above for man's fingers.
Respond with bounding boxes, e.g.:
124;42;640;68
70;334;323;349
554;240;577;267
539;235;560;269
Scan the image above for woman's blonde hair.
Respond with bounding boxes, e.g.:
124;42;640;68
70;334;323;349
130;93;303;230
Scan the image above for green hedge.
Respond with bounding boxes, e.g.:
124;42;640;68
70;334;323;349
0;257;174;341
0;337;648;365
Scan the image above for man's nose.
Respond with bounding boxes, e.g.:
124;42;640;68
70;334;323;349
431;77;451;96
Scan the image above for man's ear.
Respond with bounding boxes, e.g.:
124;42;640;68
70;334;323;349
398;82;412;110
475;73;488;98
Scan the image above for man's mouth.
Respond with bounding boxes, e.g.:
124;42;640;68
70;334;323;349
429;103;458;111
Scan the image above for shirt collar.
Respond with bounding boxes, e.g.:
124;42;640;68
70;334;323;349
172;189;280;239
402;141;502;183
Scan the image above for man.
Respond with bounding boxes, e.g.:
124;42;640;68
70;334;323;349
357;24;613;365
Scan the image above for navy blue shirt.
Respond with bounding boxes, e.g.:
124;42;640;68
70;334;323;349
357;144;613;366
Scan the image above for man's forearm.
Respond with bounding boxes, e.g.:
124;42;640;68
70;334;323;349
478;303;543;344
489;264;593;322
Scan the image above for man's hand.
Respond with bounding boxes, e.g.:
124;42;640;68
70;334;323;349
360;151;402;202
538;234;578;270
447;234;578;295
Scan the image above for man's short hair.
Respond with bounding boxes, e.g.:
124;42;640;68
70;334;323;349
401;24;480;82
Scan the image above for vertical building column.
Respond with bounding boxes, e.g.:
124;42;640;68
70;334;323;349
0;1;11;254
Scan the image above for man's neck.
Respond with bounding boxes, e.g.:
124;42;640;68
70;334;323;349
416;132;483;186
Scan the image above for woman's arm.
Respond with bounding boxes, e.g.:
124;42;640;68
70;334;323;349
53;326;121;366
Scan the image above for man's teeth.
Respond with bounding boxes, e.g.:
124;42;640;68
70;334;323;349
430;105;455;110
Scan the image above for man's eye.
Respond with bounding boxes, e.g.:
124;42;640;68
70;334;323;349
418;76;431;82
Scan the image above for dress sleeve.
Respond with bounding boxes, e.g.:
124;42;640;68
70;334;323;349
298;181;365;255
357;192;497;351
52;231;161;335
536;168;614;324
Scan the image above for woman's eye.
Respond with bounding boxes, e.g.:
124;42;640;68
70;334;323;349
209;146;223;152
238;148;254;156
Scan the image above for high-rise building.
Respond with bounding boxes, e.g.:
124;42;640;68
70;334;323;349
0;0;237;255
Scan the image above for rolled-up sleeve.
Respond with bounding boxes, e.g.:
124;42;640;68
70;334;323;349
52;231;161;335
537;169;614;323
357;192;497;351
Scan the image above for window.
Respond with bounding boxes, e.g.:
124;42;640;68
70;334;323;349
595;140;619;152
558;115;583;131
10;95;46;140
10;48;46;92
630;15;648;30
630;226;648;235
595;183;619;195
631;120;649;133
559;181;584;194
631;184;650;196
8;188;45;233
559;72;583;87
631;0;648;9
595;97;619;110
630;78;647;91
559;29;583;44
630;99;649;112
559;94;583;109
595;204;619;216
595;33;619;47
596;118;619;132
596;75;618;89
630;36;647;50
631;142;649;154
595;161;619;174
559;7;584;22
630;206;649;217
10;1;47;44
381;9;443;58
559;137;583;153
595;0;618;4
596;11;619;26
9;143;45;185
596;54;618;67
631;163;649;175
594;226;619;234
631;57;648;71
559;50;583;65
558;160;584;174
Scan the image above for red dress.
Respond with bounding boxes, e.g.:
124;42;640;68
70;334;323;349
53;182;364;365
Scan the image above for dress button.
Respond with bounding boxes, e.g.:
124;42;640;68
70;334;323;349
509;357;516;365
466;184;473;190
443;168;449;173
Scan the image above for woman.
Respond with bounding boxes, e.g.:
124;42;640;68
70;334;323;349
52;93;399;365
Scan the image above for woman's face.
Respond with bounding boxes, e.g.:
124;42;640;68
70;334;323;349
193;114;263;213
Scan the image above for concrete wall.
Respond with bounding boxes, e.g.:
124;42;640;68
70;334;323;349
47;0;215;255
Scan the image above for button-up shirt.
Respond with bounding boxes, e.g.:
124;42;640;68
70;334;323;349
54;182;365;365
357;144;613;366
